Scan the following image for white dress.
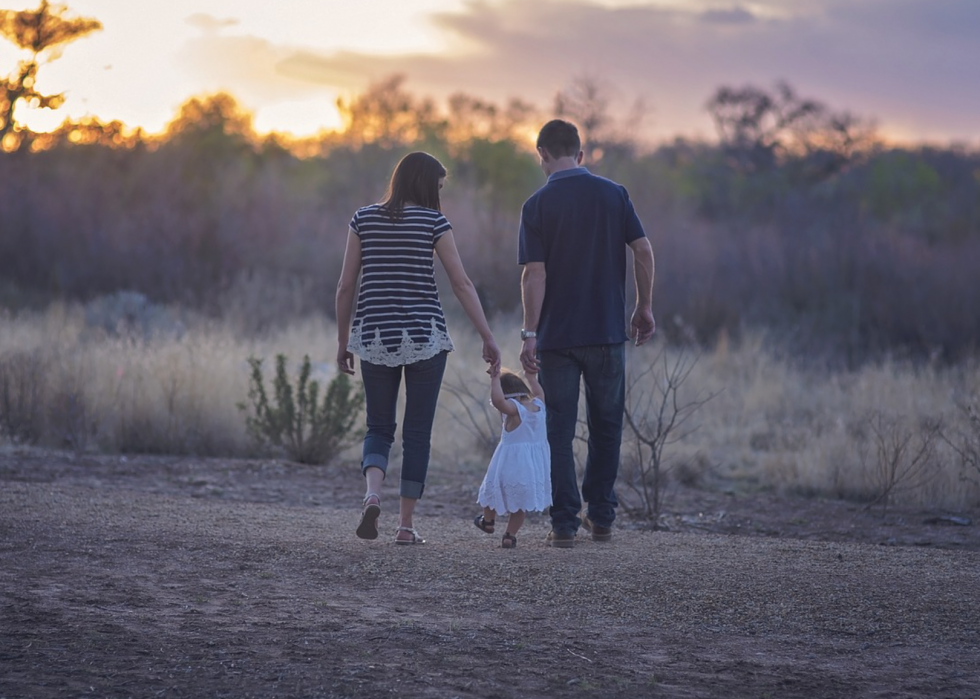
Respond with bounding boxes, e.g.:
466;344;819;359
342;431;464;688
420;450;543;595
477;398;552;514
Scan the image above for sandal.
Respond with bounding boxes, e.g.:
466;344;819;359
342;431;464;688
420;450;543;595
501;532;517;549
473;514;495;534
355;493;381;540
394;526;426;545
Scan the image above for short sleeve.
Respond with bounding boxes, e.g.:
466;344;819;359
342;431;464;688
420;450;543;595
622;188;645;244
432;213;452;242
349;209;362;237
518;199;544;264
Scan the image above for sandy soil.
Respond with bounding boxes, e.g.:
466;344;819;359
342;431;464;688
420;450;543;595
2;449;979;698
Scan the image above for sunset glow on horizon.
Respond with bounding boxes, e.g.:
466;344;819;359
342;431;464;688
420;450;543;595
2;0;978;146
1;0;467;138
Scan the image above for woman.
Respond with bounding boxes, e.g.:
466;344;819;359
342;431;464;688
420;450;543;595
336;151;501;545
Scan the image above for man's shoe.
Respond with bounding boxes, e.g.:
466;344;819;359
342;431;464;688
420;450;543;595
546;530;576;548
582;513;613;542
591;524;613;542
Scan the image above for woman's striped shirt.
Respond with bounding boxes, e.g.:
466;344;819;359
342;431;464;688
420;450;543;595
347;204;455;367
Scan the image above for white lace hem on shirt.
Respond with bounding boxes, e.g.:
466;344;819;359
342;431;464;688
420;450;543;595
349;320;454;367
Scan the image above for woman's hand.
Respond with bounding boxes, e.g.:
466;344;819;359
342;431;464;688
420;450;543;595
337;346;356;375
482;337;501;376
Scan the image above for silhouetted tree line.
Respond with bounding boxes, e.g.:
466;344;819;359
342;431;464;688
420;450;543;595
2;4;979;362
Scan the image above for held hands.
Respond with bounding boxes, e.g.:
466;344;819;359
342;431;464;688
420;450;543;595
520;336;540;374
483;337;501;376
630;308;656;346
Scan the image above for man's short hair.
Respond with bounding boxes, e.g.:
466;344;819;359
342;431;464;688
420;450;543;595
537;119;581;159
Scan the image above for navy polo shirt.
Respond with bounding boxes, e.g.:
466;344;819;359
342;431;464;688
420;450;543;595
518;167;646;351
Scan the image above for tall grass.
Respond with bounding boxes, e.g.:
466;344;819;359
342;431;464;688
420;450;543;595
682;334;979;510
1;301;978;511
0;302;336;458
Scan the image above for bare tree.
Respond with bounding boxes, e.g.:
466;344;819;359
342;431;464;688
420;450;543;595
941;402;980;490
447;93;538;144
553;74;646;165
0;1;101;151
862;412;942;514
334;74;445;149
622;347;717;524
439;370;499;459
705;80;875;176
554;75;614;150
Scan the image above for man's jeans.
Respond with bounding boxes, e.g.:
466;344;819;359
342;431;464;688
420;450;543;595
539;344;626;534
359;351;448;500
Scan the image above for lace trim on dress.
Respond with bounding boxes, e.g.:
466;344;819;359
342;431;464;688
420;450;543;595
349;318;454;367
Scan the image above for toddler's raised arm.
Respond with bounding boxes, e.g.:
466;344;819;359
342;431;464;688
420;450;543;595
524;371;545;402
490;373;520;417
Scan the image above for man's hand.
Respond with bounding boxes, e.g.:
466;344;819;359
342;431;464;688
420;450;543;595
630;308;656;346
520;337;540;373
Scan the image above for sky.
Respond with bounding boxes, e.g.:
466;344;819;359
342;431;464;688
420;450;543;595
3;0;979;146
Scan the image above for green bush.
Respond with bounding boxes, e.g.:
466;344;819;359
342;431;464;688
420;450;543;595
238;354;365;464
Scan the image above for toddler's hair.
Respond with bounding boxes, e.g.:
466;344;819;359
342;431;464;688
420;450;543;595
500;369;531;397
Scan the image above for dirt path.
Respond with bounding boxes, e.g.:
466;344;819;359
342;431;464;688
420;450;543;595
2;451;979;698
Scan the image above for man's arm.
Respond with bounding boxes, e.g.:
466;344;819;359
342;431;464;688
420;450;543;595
520;261;546;372
629;237;656;346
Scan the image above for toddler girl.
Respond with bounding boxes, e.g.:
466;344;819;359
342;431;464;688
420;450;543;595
474;368;551;548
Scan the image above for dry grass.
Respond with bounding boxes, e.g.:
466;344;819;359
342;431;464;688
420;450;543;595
1;302;978;511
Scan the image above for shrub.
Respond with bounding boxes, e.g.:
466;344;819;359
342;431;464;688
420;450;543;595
83;291;185;341
238;354;365;464
47;381;93;455
0;350;46;444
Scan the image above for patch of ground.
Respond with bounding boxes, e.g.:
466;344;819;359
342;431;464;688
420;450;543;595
2;449;979;698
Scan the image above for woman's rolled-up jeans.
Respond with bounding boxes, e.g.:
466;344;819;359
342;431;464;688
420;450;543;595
359;351;448;499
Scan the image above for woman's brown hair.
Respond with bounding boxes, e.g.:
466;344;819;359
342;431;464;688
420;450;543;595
380;151;447;218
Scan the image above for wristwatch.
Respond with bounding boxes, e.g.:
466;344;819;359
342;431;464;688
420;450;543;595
520;329;537;340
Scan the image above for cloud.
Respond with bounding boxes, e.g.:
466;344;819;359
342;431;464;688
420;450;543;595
185;13;239;33
698;7;758;25
179;27;335;104
181;0;980;143
276;50;411;90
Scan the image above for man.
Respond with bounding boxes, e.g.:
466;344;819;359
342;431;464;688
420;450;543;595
518;119;656;548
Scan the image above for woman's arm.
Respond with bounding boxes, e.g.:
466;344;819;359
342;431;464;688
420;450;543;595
335;228;361;375
434;230;501;374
